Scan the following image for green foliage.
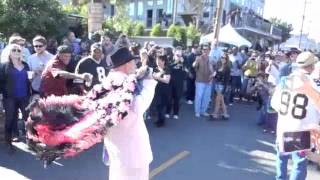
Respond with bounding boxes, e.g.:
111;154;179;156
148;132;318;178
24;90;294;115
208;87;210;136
133;22;145;36
167;24;193;47
0;0;68;40
150;24;163;37
62;3;88;18
167;24;177;37
270;17;293;43
102;1;144;38
103;16;137;37
174;26;187;47
186;23;201;45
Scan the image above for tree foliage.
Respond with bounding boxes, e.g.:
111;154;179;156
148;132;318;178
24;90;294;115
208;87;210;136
0;0;68;40
102;0;145;37
150;24;163;37
167;24;178;38
167;24;198;47
270;17;293;43
62;2;88;18
133;22;145;36
186;23;201;44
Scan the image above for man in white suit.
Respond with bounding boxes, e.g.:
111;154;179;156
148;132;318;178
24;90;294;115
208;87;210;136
104;47;157;180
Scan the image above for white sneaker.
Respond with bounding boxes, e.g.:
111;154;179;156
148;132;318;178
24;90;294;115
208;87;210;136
195;113;200;118
186;100;193;105
165;114;170;118
201;112;210;117
173;115;179;119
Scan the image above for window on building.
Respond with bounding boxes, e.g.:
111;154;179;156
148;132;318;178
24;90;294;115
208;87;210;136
129;2;135;16
147;0;153;6
137;1;143;16
110;5;115;16
157;0;163;5
203;12;209;18
167;0;173;14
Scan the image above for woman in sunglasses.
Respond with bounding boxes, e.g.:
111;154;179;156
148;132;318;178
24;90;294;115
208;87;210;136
0;44;31;153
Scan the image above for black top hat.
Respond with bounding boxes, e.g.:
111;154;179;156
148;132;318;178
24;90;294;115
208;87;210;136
111;47;138;68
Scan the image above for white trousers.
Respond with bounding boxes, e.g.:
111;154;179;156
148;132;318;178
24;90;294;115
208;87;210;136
108;165;149;180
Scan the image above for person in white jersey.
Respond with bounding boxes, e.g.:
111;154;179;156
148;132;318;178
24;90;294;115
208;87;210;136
271;52;320;180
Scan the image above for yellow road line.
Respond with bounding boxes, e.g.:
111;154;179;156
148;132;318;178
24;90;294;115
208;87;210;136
150;150;190;179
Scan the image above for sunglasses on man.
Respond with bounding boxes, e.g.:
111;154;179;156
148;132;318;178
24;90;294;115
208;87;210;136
34;45;44;48
12;49;21;53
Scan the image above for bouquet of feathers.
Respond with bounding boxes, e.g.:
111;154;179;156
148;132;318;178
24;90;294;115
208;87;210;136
26;68;150;167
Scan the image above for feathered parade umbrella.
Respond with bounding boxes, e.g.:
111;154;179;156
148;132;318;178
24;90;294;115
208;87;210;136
26;68;149;167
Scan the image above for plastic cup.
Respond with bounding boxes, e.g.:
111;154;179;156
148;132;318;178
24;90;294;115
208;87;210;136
27;71;34;79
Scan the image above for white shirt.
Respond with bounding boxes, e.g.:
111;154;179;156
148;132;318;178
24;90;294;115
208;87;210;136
271;70;320;146
27;51;54;91
229;53;243;76
104;71;157;168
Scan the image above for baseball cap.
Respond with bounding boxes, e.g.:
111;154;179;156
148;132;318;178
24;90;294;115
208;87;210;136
295;52;319;67
285;47;301;57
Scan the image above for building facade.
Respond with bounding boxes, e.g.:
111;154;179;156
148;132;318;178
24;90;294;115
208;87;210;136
58;0;282;48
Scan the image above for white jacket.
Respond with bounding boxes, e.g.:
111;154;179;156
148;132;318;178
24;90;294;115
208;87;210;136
104;71;157;168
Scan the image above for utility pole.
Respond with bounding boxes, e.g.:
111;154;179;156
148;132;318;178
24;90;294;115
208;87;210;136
299;0;307;48
172;0;178;25
88;0;104;38
212;0;224;42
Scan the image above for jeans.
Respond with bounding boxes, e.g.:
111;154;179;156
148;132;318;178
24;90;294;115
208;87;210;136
276;148;307;180
194;82;212;114
3;96;29;143
258;103;267;125
229;76;242;103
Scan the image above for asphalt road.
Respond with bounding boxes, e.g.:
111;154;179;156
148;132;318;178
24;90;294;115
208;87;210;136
0;101;319;180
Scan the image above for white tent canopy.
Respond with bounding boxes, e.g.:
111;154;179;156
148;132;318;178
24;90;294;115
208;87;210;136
200;23;252;47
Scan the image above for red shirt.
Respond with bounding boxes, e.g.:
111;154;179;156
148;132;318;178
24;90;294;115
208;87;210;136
40;57;68;97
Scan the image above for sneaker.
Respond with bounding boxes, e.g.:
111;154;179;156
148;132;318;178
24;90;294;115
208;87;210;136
210;113;218;120
195;113;200;118
201;112;210;117
12;136;19;142
186;100;193;105
222;114;230;120
165;114;170;118
154;121;165;127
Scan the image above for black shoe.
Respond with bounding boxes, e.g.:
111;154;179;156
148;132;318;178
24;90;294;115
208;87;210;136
6;142;15;154
256;105;262;111
154;121;165;127
222;115;230;120
208;114;218;121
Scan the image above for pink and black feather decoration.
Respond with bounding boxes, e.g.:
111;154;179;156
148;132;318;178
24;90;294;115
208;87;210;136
26;74;139;167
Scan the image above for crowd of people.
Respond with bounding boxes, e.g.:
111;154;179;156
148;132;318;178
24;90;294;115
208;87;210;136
0;29;320;179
